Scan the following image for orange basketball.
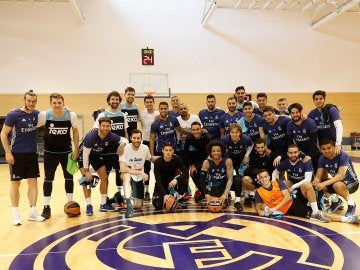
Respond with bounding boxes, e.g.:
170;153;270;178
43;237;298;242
64;201;81;217
164;195;178;212
208;197;223;213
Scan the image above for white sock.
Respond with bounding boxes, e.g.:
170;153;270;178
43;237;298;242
29;206;36;215
310;202;319;213
85;198;92;205
13;207;19;215
66;193;73;202
341;216;351;223
101;194;107;205
347;198;355;206
235;197;241;203
249;191;255;196
44;196;51;206
145;185;149;193
243;190;250;198
118;186;124;196
332;194;339;202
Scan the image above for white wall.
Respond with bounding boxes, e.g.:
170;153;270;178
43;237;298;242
0;0;359;94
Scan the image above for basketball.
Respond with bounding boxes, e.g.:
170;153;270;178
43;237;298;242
64;201;81;217
208;197;223;213
164;195;178;212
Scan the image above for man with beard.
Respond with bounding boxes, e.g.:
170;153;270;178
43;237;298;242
237;101;265;144
242;138;280;207
199;94;225;140
94;91;129;196
149;101;190;156
253;92;280;117
168;95;181;117
78;117;128;215
121;87;139;136
176;103;201;155
220;96;243;137
183;121;211;202
272;144;329;222
287;103;320;170
308;90;343;155
120;129;158;218
234;86;258;112
1;90;45;225
139;95;159;202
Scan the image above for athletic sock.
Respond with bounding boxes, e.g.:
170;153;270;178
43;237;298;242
44;196;51;206
101;194;107;205
347;198;355;206
235;197;241;203
85;198;92;205
13;207;19;215
341;216;351;223
66;193;73;202
310;202;319;213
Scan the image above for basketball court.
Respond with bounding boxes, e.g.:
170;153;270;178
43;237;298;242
0;154;359;269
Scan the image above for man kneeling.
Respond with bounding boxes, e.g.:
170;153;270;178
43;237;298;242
120;129;158;218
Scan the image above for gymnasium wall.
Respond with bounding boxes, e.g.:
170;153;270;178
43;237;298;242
0;92;359;141
0;1;360;93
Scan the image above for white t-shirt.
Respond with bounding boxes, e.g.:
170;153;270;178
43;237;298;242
176;114;202;142
139;109;160;141
119;144;152;181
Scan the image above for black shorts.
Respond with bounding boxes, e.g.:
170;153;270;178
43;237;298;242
130;177;145;200
78;153;106;172
44;151;73;181
209;182;227;197
324;178;359;195
10;153;40;181
102;153;120;172
286;191;311;218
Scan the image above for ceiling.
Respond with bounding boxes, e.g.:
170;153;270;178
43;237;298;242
203;0;360;27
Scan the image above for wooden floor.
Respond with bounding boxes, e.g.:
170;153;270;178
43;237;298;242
1;152;360;270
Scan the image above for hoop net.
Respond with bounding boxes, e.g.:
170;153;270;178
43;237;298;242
143;90;157;97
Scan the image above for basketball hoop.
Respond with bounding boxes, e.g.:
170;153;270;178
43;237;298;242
143;90;157;97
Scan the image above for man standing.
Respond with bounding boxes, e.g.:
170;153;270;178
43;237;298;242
198;94;225;140
234;86;259;112
94;91;129;196
120;129;158;218
168;95;181;117
121;87;139;136
287;103;320;169
308;90;343;155
139;95;159;201
176;103;201;155
237;101;265;143
78;117;127;215
149;101;188;156
37;93;80;219
313;139;359;217
220;96;243;137
262;106;291;158
1;90;45;225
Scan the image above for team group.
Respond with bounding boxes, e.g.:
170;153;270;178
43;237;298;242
1;86;359;225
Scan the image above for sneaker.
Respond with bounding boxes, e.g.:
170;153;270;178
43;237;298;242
12;214;21;226
345;204;356;217
183;192;190;201
144;192;150;202
28;212;45;222
244;197;252;207
197;195;207;204
234;201;243;211
41;205;51;219
125;202;134;218
310;211;331;223
348;215;360;224
86;204;93;216
100;203;115;212
327;198;344;213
